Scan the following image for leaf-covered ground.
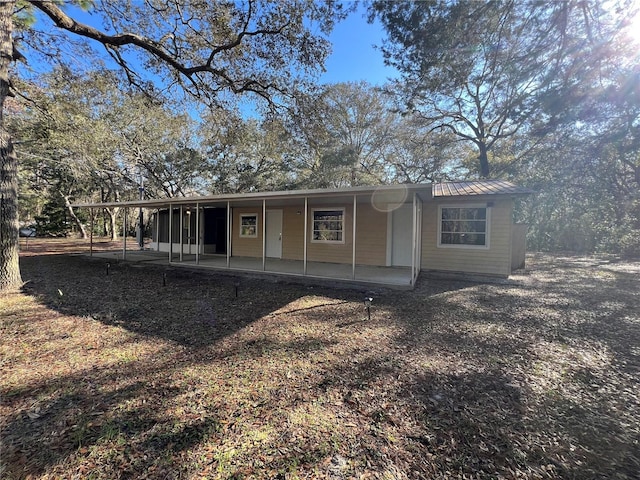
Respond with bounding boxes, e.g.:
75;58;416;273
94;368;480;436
1;238;639;479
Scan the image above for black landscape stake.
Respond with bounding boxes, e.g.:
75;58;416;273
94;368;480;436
106;263;110;276
163;272;167;287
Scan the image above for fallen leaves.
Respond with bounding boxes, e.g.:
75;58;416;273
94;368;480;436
1;243;639;478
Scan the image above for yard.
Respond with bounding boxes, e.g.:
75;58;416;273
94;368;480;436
1;238;639;479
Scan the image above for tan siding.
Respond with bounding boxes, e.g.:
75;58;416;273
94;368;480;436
303;202;388;265
511;223;527;270
232;207;263;258
355;204;387;266
228;199;398;267
421;199;513;276
232;206;305;259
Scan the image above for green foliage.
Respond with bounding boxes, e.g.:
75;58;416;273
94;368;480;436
16;1;350;106
1;0;351;290
618;203;640;257
286;82;442;187
74;0;96;10
201;112;294;193
13;1;36;30
514;119;640;256
371;0;640;256
7;0;640;259
369;0;548;177
34;194;69;237
370;0;640;181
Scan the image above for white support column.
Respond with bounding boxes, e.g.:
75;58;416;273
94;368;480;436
155;209;160;252
416;196;424;280
168;205;173;264
303;197;308;275
187;209;192;256
89;208;94;257
352;195;357;280
123;208;127;260
179;205;184;262
411;193;417;285
262;199;266;271
226;201;231;268
195;203;200;265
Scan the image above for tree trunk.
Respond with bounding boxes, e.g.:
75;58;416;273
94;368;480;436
478;142;491;178
105;207;119;241
0;1;22;292
62;193;87;239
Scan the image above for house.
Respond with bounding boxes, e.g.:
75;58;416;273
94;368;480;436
73;180;532;288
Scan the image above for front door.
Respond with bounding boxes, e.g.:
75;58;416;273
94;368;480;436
265;209;283;258
391;204;413;266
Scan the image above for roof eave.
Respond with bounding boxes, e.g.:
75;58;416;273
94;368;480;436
72;184;433;209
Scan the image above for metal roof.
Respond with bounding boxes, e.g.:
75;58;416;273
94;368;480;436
72;183;433;209
72;180;532;209
432;180;533;198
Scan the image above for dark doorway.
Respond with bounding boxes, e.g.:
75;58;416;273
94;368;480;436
203;208;227;254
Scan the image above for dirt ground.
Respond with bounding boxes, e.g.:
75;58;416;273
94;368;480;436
1;238;639;479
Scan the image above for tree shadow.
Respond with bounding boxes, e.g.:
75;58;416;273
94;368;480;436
360;257;640;478
312;345;531;477
19;254;308;348
476;256;640;364
1;350;220;478
6;253;370;478
402;370;527;475
7;252;638;478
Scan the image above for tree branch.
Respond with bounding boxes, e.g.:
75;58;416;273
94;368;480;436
30;0;291;101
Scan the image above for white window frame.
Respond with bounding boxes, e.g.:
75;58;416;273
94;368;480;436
437;204;490;249
239;213;258;238
311;207;346;244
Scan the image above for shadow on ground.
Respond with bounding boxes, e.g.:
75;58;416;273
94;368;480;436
19;254;310;347
2;250;638;478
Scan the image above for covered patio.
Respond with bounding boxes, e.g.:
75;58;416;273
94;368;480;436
74;184;429;289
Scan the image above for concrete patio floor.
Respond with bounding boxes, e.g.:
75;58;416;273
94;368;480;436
85;250;415;289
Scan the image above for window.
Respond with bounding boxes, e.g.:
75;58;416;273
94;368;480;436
312;208;344;243
438;206;488;247
240;214;258;238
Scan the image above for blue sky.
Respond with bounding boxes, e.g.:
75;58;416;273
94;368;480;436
32;3;396;88
320;7;397;85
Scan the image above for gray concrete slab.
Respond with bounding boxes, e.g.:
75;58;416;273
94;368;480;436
86;250;415;288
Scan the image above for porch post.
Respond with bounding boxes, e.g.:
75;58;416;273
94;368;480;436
227;201;231;268
352;195;357;280
168;204;173;264
411;193;417;285
195;203;200;265
155;209;160;252
122;207;127;260
262;199;266;271
416;198;422;278
89;208;93;257
179;205;184;262
187;209;192;256
303;197;308;276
